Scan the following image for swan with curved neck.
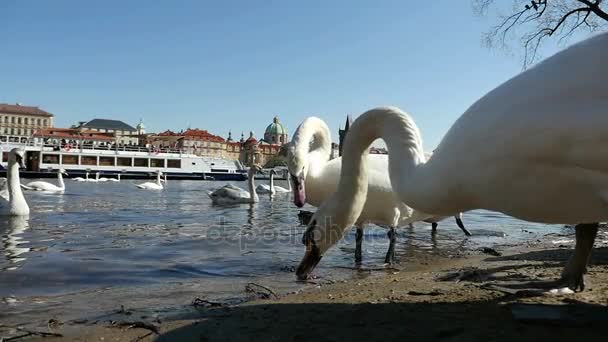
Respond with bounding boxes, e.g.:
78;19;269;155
208;165;263;204
0;148;30;216
22;169;69;193
135;171;164;190
298;32;608;290
289;117;469;265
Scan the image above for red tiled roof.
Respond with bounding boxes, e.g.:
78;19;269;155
157;130;179;136
182;128;226;142
33;128;114;141
0;103;54;117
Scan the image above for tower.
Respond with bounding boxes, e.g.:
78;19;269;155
338;114;352;157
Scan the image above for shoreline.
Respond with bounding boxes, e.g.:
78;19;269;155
6;236;608;342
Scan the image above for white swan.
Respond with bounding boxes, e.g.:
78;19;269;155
297;32;608;290
207;165;263;204
256;170;291;194
85;172;101;183
135;171;164;190
72;172;89;182
0;148;30;216
106;173;121;182
21;169;68;193
288;117;468;264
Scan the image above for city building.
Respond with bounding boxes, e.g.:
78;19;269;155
75;119;139;145
148;128;227;158
0;103;54;140
263;116;288;145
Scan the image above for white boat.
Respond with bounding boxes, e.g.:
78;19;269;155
0;134;246;181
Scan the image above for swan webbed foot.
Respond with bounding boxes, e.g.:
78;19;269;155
455;216;472;236
559;222;598;292
384;228;396;264
486;222;597;294
355;226;363;264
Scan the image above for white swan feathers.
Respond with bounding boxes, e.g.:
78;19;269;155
0;148;30;216
135;171;164;190
208;165;263;204
21;169;68;193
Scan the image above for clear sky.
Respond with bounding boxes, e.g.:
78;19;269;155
0;0;582;150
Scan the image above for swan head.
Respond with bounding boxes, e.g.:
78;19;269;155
9;148;26;169
296;202;346;280
59;168;69;176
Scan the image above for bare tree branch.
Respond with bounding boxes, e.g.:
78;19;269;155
475;0;608;67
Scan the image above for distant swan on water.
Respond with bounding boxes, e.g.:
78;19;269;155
135;171;164;190
0;148;30;216
256;169;291;194
207;165;263;204
21;169;68;193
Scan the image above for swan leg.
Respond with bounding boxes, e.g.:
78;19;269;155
431;222;438;235
355;226;364;264
455;216;472;236
384;227;396;264
560;223;598;291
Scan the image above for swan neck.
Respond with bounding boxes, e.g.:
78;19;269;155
8;160;28;214
57;171;65;189
269;172;274;191
248;168;259;203
340;107;429;212
292;117;332;174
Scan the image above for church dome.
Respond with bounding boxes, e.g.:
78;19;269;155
265;117;287;135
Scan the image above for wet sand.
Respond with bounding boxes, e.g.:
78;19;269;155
7;236;608;342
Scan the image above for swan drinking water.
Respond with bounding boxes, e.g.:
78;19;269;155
135;171;164;190
21;169;69;193
207;165;263;204
288;117;469;264
297;32;608;291
0;148;30;216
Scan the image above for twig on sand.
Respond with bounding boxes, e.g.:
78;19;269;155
245;282;279;299
108;321;159;335
192;297;226;308
1;328;63;341
130;331;154;342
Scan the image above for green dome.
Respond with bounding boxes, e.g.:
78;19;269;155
265;117;287;135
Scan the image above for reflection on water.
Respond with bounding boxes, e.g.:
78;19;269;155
0;179;570;319
1;216;30;271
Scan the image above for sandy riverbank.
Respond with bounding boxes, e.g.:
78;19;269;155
6;239;608;342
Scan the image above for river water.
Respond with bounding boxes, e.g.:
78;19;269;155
0;179;577;324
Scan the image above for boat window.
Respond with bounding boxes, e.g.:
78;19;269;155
62;155;78;165
167;159;181;168
81;156;97;165
117;157;132;167
42;154;60;164
134;158;148;167
0;136;6;142
210;168;229;173
150;159;164;168
99;156;115;166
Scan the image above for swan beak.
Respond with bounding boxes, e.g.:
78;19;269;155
291;174;306;208
17;158;25;169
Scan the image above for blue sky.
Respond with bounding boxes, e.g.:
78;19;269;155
0;0;582;149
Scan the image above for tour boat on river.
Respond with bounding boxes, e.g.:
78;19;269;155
0;135;247;181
